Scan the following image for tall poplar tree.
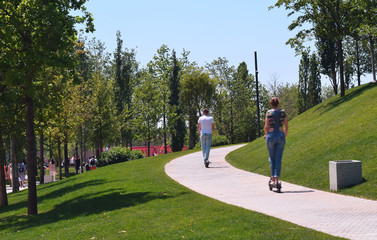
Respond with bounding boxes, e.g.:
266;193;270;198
169;50;186;152
298;51;310;114
114;31;137;147
308;53;322;107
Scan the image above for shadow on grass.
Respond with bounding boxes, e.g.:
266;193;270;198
0;189;187;231
316;83;377;115
0;179;109;215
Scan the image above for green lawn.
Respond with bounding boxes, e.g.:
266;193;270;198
227;83;377;200
0;150;340;239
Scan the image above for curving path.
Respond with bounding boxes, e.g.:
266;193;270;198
165;145;377;240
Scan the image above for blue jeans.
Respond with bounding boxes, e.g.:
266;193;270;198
266;131;285;177
201;133;212;163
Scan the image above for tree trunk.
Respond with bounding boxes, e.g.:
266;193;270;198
64;135;69;178
370;35;376;82
188;112;197;149
147;140;150;157
337;40;345;97
10;136;19;192
80;126;84;173
25;92;38;215
0;122;8;206
230;98;234;144
355;39;361;86
331;67;338;95
39;133;44;184
57;137;62;180
163;115;167;154
49;135;53;159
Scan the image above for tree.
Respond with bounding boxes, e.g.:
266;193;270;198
317;35;338;95
0;0;93;215
357;0;377;82
298;51;321;114
268;76;299;121
343;36;372;86
150;45;171;153
231;62;258;143
206;57;235;136
169;50;186;152
181;68;217;149
34;67;65;183
132;69;163;156
298;50;310;114
86;39;119;158
88;74;119;158
308;53;322;106
273;0;361;97
113;31;137;148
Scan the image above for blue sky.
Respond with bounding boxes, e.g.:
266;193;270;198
79;0;371;87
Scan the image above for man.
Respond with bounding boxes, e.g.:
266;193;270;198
198;108;214;168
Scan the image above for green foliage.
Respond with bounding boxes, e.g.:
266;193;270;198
181;67;217;148
132;69;163;153
98;147;144;166
194;135;229;149
268;79;298;120
273;0;366;97
227;83;377;199
113;31;138;147
169;50;186;152
298;51;321;114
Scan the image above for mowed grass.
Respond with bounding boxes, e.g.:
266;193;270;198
0;150;340;239
227;83;377;199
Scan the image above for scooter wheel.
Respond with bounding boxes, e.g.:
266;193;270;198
276;183;282;193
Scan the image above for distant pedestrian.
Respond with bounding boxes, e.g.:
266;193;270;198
85;159;90;172
18;161;26;188
48;159;57;182
198;108;215;168
89;156;97;170
264;97;288;188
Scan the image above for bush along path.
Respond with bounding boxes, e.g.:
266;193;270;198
165;145;377;240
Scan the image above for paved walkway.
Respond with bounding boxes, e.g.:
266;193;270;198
165;145;377;240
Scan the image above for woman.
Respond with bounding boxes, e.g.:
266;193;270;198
48;159;57;182
264;97;288;188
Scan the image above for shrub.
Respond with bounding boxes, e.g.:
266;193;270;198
194;135;229;149
212;135;229;146
98;147;144;167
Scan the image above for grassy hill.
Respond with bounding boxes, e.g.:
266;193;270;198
227;83;377;199
0;150;340;239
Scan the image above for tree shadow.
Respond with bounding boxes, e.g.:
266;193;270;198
0;179;109;214
315;83;377;115
0;190;187;231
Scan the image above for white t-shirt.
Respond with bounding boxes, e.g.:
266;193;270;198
198;115;214;134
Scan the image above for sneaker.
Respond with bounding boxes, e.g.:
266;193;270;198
204;161;209;168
